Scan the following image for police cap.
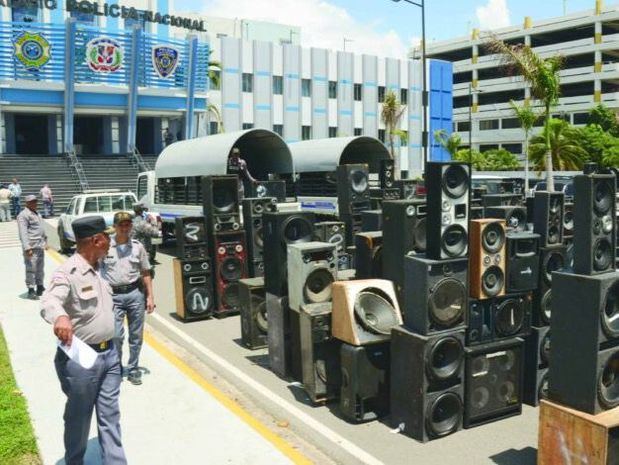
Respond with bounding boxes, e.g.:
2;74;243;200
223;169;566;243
72;216;114;240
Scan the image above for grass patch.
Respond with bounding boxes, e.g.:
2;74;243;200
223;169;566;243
0;325;41;465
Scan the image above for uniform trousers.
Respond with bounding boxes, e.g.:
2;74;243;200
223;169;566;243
0;203;10;221
54;345;127;465
24;247;44;288
112;288;145;374
11;196;20;217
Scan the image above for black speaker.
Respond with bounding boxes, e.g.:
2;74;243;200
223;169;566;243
337;164;371;215
299;302;342;404
263;211;315;296
464;338;524;428
380;188;401;201
506;232;540;293
361;210;383;232
394;179;417;200
379;158;395;189
390;327;464;442
202;175;241;233
573;173;617;275
403;254;467;335
249;180;286;201
426;162;470;260
466;294;532;346
175;216;208;259
239;277;268;349
267;293;291;378
242;197;277;276
549;270;619;414
532;245;568;327
341;213;363;247
314;221;346;254
485;206;528;233
339;342;390;423
563;202;574;240
523;325;550;407
482;193;522;208
212;232;247;316
470;206;484;220
354;232;383;279
533;191;564;247
173;258;214;321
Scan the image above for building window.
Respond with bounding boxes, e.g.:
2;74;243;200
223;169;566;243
273;76;283;95
216;33;228;38
354;84;362;101
378;129;386;143
479;119;499;131
302;79;311;97
242;73;253;93
354;128;362;136
480;144;499;152
502;143;523;154
378;86;386;103
302;126;312;140
329;127;337;138
242;123;254;130
456;121;471;132
272;124;283;136
12;4;39;22
501;118;520;129
400;88;408;104
329;81;337;99
573;112;589;125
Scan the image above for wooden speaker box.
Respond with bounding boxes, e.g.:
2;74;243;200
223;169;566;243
469;219;506;300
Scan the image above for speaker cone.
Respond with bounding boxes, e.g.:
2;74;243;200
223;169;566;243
543;250;565;285
426;392;462;437
441;224;468;257
353;289;399;335
482;222;505;254
429;278;466;328
593;238;613;272
547;225;560;245
442;165;469;199
602;281;619;338
594;180;613;214
541;331;551;365
541;289;552;325
254;298;268;333
563;209;574;234
481;266;505;297
221;257;243;281
222;282;240;308
350;170;369;194
598;350;619;409
497;380;516;403
494;298;524;336
213;186;236;213
304;269;334;304
472;386;490;410
282;217;313;244
507;209;526;232
497;349;516;371
254;223;264;249
428;336;463;380
414;217;427;252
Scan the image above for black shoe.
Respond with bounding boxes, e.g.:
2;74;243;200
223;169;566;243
27;288;39;300
128;371;142;385
36;285;45;296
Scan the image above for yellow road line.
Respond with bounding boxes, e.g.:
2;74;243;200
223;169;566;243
45;250;313;465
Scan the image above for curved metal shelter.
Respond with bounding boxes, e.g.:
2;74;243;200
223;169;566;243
155;129;294;179
289;136;391;173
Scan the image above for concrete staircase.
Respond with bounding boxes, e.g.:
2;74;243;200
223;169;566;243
79;155;157;193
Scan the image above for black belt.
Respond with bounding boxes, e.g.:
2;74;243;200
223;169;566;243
88;340;113;353
112;281;140;294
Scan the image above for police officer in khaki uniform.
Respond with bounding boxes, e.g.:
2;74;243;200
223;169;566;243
41;216;127;465
17;194;47;299
101;211;155;385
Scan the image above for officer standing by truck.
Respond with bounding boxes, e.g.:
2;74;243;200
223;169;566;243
17;194;47;300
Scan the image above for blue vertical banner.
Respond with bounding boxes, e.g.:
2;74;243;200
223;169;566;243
63;18;76;153
185;35;198;140
127;25;142;153
428;59;453;162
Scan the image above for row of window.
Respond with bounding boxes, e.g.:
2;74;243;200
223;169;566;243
455;111;591;133
210;122;381;141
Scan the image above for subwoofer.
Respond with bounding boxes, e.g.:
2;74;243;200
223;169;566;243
354;232;383;279
426;162;470;260
390;326;464;442
403;255;468;335
287;241;338;311
249;180;286;201
314;221;346;254
239;277;268;349
213;232;247;315
506;232;540;293
485;206;527;233
469;219;506;300
573;173;617;275
361;210;383;232
533;191;564;247
175;216;208;259
379;158;395;189
549;270;619;413
202;175;241;233
331;279;402;346
532;245;567;327
464;338;524;428
466;294;531;346
523;325;550;407
173;258;214;321
337;164;371;215
263;211;315;296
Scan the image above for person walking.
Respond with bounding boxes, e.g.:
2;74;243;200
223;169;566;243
41;216;127;465
0;184;11;222
101;211;155;385
163;128;174;147
227;147;258;199
132;202;160;264
17;195;47;300
40;183;54;218
8;177;22;217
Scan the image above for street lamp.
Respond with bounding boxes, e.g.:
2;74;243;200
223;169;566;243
468;84;483;164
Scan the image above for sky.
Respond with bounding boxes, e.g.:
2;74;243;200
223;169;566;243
175;0;617;58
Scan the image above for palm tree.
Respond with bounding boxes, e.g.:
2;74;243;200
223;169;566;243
380;90;405;179
528;118;587;172
509;100;539;193
207;49;221;90
433;129;462;157
207;103;224;134
487;38;564;191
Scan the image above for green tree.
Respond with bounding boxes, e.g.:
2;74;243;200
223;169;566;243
488;38;564;191
380;90;405;179
207;50;221;90
603;145;619;167
588;104;619;136
454;148;483;168
529;118;587;171
571;124;613;166
433;129;462;157
454;148;519;171
509;100;538;192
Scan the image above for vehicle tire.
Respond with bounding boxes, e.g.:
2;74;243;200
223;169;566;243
58;223;73;254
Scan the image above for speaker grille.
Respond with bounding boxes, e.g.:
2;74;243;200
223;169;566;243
598;349;619;409
429;278;466;328
442;165;469;199
494;298;525;337
283;217;314;244
602;281;619;339
304;269;334;304
428;336;464;381
426;392;463;438
441;225;468;257
354;289;399;335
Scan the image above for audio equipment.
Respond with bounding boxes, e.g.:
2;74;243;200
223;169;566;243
331;279;402;346
337;164;371;215
533;191;565;247
361;210;383;232
470;206;484;220
173;258;214;321
239;277;268;350
469;219;507;300
506;232;540;293
242;197;277;277
573;173;617;275
563;202;574;240
267;292;291;378
466;294;531;346
381;188;401;201
426;162;470;260
175;216;208;259
338;253;352;271
287;242;338;311
341;213;363;246
354;232;383;279
549;270;619;414
289;306;303;382
299;302;342;404
394;179;417;200
464;338;524;428
390;327;464;442
523;326;550;407
532;245;567;327
212;232;247;316
485;206;528;233
403;255;468;335
249;180;286;201
379;158;395;189
202;175;241;233
314;221;346;254
339;341;390;422
482;193;522;208
263;211;315;296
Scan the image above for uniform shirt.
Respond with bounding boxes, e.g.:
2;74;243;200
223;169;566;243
0;188;10;205
40;186;52;201
41;253;115;344
132;214;159;249
100;237;150;287
8;182;21;198
17;207;47;251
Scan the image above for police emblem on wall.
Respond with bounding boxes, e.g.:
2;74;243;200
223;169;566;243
152;45;180;79
13;32;51;71
86;37;123;73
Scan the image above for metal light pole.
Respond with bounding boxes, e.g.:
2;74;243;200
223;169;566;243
468;84;482;164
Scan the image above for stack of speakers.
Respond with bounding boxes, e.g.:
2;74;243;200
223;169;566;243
337;164;371;246
242;196;278;277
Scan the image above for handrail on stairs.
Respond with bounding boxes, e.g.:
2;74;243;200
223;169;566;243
64;150;90;192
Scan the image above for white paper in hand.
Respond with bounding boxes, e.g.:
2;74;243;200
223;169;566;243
57;335;99;369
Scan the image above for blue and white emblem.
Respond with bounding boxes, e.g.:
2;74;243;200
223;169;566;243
152;45;180;79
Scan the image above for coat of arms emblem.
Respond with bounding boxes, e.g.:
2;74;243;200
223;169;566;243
152;45;180;79
13;31;51;71
86;36;123;73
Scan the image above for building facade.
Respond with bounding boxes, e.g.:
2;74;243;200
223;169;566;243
422;0;619;159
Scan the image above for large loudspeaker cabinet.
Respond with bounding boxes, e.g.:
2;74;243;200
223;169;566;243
485;206;527;233
464;338;524;428
523;326;550;407
239;277;268;350
173;258;214;321
337;164;371;215
175;216;208;259
202;175;241;233
532;245;567;327
361;210;383;232
249;180;286;202
379;158;395;189
267;293;291;378
466;294;531;346
549;270;619;414
354;232;383;279
390;327;464;442
339;342;391;423
299;302;342;404
506;232;540;293
212;232;247;315
242;197;277;277
263;211;315;296
426;162;471;260
573;173;617;275
469;219;507;300
533;191;565;247
403;255;468;335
